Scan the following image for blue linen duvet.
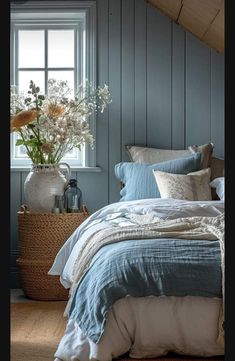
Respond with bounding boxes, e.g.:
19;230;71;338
69;237;221;343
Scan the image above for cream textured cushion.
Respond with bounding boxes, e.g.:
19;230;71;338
153;168;212;201
126;143;214;169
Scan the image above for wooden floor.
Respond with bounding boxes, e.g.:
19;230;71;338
11;301;67;361
11;290;224;361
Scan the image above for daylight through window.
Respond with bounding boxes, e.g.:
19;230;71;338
10;1;96;168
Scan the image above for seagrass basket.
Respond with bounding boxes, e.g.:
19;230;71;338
17;207;89;301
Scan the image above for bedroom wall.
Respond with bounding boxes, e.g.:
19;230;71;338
10;0;224;287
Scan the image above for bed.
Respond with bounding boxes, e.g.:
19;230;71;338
48;146;225;361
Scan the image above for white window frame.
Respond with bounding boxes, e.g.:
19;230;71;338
10;1;97;170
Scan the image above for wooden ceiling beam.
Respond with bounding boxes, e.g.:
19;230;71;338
146;0;182;21
146;0;224;53
202;1;224;53
178;0;222;38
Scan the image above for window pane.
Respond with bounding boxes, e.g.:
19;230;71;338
61;147;82;165
12;134;29;159
17;145;28;158
62;148;79;160
18;30;45;68
18;71;45;93
48;30;74;68
48;71;74;96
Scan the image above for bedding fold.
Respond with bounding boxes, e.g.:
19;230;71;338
65;213;224;347
69;238;222;343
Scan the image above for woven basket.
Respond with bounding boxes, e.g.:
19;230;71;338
17;209;89;301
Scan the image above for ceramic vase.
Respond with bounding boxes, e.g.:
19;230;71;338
24;163;71;213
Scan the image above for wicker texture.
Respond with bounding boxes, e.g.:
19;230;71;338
17;211;89;301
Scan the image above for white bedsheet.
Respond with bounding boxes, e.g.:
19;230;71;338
54;295;224;361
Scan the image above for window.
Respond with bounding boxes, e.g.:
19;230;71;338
10;1;96;169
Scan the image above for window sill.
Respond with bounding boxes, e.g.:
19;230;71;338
11;165;102;172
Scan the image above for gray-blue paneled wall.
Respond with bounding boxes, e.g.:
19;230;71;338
10;0;224;288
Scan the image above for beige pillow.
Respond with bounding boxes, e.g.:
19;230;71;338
126;145;190;163
152;168;212;201
126;143;214;169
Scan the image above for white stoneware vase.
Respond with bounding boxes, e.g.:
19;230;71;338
24;163;71;213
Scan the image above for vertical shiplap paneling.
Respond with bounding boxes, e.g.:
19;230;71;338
11;172;21;288
11;172;21;251
96;0;109;206
172;23;185;149
108;0;122;203
10;0;225;288
10;254;21;288
211;52;224;158
71;171;76;180
185;33;211;147
121;0;135;161
134;0;147;146
146;4;172;148
76;172;107;214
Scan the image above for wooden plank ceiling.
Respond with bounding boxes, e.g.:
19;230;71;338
146;0;224;53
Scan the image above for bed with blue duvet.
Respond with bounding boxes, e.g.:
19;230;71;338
49;198;224;361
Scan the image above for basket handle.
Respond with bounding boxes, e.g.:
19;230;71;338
19;204;30;214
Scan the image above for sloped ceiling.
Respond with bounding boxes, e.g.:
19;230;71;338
146;0;224;53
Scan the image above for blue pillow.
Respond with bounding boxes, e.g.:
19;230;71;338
115;153;201;201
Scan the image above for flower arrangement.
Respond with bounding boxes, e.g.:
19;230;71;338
10;79;112;164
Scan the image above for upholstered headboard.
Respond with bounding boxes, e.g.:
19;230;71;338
210;156;225;180
210;156;224;200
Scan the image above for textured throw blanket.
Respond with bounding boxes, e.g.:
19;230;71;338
66;213;224;346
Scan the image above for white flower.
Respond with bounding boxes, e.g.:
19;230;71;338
10;79;112;164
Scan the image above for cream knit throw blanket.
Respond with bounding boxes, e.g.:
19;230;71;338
66;214;224;346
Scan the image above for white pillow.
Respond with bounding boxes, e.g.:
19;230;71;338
209;177;224;201
153;168;212;201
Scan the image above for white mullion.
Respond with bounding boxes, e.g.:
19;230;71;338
45;28;48;92
15;28;19;86
75;24;83;165
10;24;16;85
81;16;87;166
18;68;45;71
86;4;96;167
44;67;75;71
74;27;78;92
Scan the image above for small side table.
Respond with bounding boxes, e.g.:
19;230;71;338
16;207;89;301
